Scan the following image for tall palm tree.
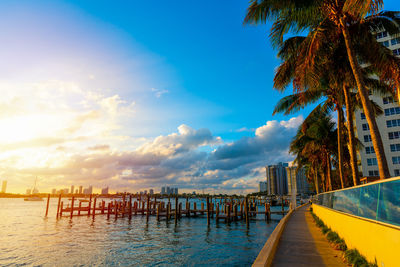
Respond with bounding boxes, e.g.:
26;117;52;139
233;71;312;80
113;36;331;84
245;0;400;179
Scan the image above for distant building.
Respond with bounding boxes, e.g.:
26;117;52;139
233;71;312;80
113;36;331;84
286;165;312;196
161;187;166;194
259;181;267;193
174;188;178;195
101;187;109;195
32;188;39;194
79;186;83;194
75;189;78;194
51;189;56;194
266;162;288;195
63;188;69;194
144;190;147;195
26;189;31;195
83;186;93;195
192;191;196;195
1;180;7;193
149;189;154;195
70;185;75;195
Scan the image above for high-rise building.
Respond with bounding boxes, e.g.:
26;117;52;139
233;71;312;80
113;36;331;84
265;162;288;195
51;189;56;194
101;187;109;195
166;187;170;194
174;188;178;195
144;190;147;195
354;29;400;178
63;188;69;194
149;189;154;195
259;181;267;193
26;189;31;195
286;165;311;196
79;186;83;194
1;180;7;193
70;185;75;195
161;187;166;194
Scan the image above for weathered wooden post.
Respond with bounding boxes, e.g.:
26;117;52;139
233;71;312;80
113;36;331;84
174;197;178;224
146;195;150;221
128;195;132;220
114;200;118;220
167;202;171;221
78;201;82;216
60;201;64;217
228;204;231;223
107;202;111;219
56;194;62;218
234;204;238;221
92;197;97;220
156;203;160;221
193;202;197;217
101;200;105;214
245;197;249;228
45;194;50;217
70;196;75;219
88;194;92;216
216;202;220;222
178;202;182;218
186;201;190;217
134;201;137;215
206;196;210;226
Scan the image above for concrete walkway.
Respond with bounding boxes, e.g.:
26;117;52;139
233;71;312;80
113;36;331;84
271;204;346;267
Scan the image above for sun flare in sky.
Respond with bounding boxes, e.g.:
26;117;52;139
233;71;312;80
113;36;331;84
0;1;306;194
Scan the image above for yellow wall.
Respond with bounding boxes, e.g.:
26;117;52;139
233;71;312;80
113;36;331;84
313;204;400;267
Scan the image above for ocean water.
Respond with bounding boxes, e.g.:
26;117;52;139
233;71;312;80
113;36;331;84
0;198;284;266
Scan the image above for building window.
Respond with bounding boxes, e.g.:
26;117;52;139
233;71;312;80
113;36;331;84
376;31;388;39
393;48;400;56
395;169;400;176
362;123;370;131
367;158;378;166
366;146;375;154
391;37;400;45
364;135;372;142
384;107;400;116
382;40;390;47
388;131;400;140
390;144;400;152
386;119;400;128
368;170;379;176
360;113;366;120
392;156;400;165
383;96;396;104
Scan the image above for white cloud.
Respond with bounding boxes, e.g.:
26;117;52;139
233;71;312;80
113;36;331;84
151;88;169;98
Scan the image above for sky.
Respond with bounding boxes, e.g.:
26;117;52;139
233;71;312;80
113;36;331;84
0;0;397;194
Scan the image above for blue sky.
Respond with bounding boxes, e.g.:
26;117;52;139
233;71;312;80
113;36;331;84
0;0;397;194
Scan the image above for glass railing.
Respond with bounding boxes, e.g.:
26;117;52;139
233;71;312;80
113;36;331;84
314;177;400;227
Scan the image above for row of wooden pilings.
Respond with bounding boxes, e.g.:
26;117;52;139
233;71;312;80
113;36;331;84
45;194;286;227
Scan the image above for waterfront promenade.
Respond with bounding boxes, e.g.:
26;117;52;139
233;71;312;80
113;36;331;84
271;204;345;267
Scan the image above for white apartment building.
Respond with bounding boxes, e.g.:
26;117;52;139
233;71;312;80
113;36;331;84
354;30;400;178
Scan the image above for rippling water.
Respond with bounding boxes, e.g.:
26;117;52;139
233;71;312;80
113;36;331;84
0;198;284;266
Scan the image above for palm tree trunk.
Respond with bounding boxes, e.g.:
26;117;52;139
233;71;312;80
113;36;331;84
343;85;360;186
337;105;345;189
326;152;332;191
340;19;390;179
314;167;319;194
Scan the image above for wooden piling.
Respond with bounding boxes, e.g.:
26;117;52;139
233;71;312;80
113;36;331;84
60;201;64;217
114;200;118;220
227;204;231;223
216;203;219;222
92;197;97;220
56;194;62;218
45;194;50;217
167;202;171;221
245;197;249;228
186;201;190;217
174;197;178;224
78;201;82;216
206;197;210;226
70;196;75;219
88;194;92;216
193;202;197;217
107;202;111;219
156;203;160;221
128;195;132;220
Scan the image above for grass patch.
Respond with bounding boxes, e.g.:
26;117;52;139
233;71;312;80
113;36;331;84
310;208;377;265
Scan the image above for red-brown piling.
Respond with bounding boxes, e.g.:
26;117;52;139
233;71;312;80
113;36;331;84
70;196;75;219
45;194;50;217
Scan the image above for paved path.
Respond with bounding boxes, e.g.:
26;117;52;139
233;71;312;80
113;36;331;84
272;204;346;267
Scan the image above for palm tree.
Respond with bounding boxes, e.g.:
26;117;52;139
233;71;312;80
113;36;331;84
245;0;400;179
290;105;337;192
